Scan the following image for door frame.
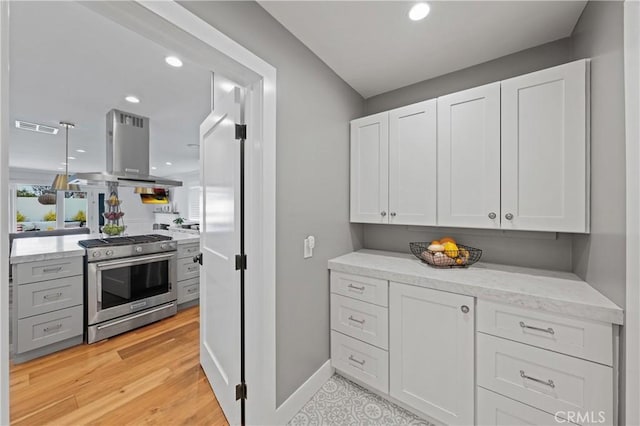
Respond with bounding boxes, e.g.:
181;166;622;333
0;2;277;424
625;2;640;425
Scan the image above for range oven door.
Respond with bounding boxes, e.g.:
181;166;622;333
87;252;177;326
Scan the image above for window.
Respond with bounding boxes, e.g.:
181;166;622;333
188;186;202;222
13;184;88;232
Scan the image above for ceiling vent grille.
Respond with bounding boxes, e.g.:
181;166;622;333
119;113;144;129
15;120;59;135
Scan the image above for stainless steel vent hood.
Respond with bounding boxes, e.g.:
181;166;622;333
70;109;182;188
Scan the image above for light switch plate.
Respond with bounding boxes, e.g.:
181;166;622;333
304;236;315;258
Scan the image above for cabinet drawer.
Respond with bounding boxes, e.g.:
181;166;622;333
477;300;613;365
477;387;579;426
331;293;388;349
15;257;83;285
477;333;613;425
178;278;200;304
177;256;200;281
178;243;200;259
331;330;389;394
17;275;83;319
17;305;83;354
330;271;388;306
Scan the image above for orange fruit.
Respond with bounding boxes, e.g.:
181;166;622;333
430;240;440;245
440;237;456;245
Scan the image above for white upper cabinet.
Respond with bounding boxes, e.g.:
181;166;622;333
437;82;501;229
389;100;437;226
501;59;590;232
350;112;389;223
350;60;590;232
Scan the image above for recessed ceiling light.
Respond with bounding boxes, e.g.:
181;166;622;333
61;162;67;166
409;2;430;21
58;167;64;170
125;96;140;104
165;162;172;166
76;149;85;153
165;56;183;67
151;166;157;170
67;156;76;160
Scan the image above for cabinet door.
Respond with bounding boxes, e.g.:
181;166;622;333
501;59;589;232
350;112;389;223
437;82;501;228
388;100;437;226
389;282;475;425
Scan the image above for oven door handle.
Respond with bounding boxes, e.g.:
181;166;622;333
94;252;176;270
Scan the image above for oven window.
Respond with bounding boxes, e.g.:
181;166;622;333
101;260;169;309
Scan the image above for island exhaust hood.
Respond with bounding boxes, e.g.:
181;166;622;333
70;109;182;188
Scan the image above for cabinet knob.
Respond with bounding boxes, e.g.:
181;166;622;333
505;213;514;220
461;305;470;314
390;212;396;217
488;212;496;220
380;211;387;217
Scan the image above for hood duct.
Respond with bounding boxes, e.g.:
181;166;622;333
69;109;182;188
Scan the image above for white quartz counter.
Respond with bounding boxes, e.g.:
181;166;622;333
11;231;200;264
329;250;623;325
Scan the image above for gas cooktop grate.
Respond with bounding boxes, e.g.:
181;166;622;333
78;234;172;249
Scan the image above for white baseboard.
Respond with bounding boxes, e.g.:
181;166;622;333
275;360;334;424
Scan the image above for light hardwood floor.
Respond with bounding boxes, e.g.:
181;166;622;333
10;306;229;426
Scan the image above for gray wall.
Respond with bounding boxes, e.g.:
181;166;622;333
365;37;573;114
571;1;626;308
180;1;365;406
363;38;576;273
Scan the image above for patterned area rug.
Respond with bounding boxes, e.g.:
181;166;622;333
289;374;435;425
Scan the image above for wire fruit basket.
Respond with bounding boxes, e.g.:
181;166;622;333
409;242;482;268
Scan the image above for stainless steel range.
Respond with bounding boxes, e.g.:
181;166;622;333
79;234;178;343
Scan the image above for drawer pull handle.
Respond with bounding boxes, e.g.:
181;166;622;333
43;292;63;300
42;266;63;273
43;323;63;333
520;370;555;388
519;321;555;335
348;355;365;366
347;284;365;292
187;288;198;294
348;315;365;325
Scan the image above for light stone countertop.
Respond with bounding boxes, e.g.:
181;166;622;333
10;231;200;264
329;249;623;325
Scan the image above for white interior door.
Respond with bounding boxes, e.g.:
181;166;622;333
437;82;501;229
199;88;243;425
388;100;437;226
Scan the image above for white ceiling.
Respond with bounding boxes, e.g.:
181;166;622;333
260;1;587;98
9;1;217;177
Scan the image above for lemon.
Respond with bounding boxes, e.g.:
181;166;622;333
442;242;459;258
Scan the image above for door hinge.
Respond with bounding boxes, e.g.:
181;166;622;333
235;254;247;271
235;124;247;140
235;383;247;400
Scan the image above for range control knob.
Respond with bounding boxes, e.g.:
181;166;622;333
92;252;101;258
106;250;114;256
135;246;143;253
161;243;168;250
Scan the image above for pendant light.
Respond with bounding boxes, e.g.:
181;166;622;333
51;121;81;191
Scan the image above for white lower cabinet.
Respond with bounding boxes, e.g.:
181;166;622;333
331;330;389;393
329;271;617;426
389;282;475;426
477;387;579;426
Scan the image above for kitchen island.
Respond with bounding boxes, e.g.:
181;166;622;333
9;231;201;363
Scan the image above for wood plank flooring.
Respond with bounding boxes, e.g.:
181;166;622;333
10;306;229;426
